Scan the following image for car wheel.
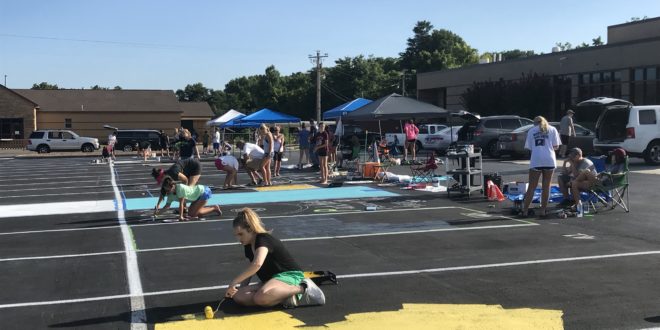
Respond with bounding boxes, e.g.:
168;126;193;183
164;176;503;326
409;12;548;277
81;143;94;153
487;140;500;158
644;140;660;165
37;144;50;153
123;144;134;152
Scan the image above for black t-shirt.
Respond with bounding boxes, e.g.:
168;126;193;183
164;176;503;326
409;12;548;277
244;233;302;282
165;158;201;178
159;133;169;147
179;139;197;158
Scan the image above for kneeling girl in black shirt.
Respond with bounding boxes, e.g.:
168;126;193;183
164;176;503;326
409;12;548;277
224;208;325;307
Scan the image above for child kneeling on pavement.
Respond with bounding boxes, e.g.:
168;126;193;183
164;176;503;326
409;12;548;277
224;208;325;308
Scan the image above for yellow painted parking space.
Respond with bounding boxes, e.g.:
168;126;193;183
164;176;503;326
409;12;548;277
254;184;317;192
156;303;563;329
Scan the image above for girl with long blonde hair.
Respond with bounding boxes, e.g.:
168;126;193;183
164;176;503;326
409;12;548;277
520;116;561;218
225;208;325;308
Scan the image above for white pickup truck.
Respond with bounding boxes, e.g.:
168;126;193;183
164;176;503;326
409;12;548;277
385;124;448;151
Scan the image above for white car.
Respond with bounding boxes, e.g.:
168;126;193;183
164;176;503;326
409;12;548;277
577;97;660;165
421;125;463;152
27;130;100;153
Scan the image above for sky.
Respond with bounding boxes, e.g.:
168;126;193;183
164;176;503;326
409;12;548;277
1;0;659;91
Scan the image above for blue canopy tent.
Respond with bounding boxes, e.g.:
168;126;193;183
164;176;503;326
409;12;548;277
322;98;372;120
220;115;261;128
238;108;301;123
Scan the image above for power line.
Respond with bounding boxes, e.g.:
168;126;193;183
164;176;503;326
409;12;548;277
321;83;350;102
0;33;226;51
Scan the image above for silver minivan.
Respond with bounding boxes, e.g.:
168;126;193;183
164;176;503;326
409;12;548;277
577;97;660;165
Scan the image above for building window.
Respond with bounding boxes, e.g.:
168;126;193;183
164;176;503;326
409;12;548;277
65;118;72;128
578;70;622;101
630;66;660;105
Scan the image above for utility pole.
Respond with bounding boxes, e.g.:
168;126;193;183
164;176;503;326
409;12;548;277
309;50;328;122
401;72;406;96
3;75;6;86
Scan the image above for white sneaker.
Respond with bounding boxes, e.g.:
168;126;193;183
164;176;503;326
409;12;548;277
298;279;326;306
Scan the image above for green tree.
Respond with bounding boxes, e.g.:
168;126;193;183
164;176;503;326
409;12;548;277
500;49;536;60
575;42;590;49
592;36;604;46
400;21;479;73
555;42;573;51
31;82;59;90
176;82;212;102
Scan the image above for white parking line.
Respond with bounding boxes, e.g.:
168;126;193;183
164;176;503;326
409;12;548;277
0;200;116;219
110;162;147;330
0;221;536;261
2;249;659;309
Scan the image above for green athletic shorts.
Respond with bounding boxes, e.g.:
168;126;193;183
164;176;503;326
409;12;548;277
272;270;304;286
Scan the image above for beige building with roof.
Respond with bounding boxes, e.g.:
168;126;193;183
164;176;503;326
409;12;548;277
0;87;214;143
179;101;216;137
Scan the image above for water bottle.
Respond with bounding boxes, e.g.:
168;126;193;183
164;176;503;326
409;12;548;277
577;201;584;218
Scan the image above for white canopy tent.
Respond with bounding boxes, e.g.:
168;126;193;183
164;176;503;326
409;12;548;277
206;109;244;126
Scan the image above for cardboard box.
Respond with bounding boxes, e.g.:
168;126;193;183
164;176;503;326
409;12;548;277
505;182;528;194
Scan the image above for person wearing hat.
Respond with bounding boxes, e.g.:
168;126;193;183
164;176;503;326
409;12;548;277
558;147;596;208
559;109;576;158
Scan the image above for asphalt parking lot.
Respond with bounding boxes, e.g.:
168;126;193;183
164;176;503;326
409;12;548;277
2;154;660;330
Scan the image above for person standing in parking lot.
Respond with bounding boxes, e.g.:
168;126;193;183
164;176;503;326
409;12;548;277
107;131;117;160
403;119;419;162
213;128;221;156
178;129;200;160
297;123;310;169
159;130;170;159
559;109;576;158
202;130;211;155
521;116;561;218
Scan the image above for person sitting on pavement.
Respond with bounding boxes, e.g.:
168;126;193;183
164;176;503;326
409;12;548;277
236;140;266;186
215;154;240;189
558;147;596;208
224;208;325;308
154;177;222;221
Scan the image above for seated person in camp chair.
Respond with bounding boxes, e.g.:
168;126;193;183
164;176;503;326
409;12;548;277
558;148;596;208
558;147;627;210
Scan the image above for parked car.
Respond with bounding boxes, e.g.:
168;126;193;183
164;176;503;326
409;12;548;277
455;112;534;157
27;130;100;153
421;125;463;152
497;122;595;158
577;97;660;165
384;124;448;151
114;129;162;152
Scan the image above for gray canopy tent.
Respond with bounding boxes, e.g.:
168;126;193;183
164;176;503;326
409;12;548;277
343;93;449;135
